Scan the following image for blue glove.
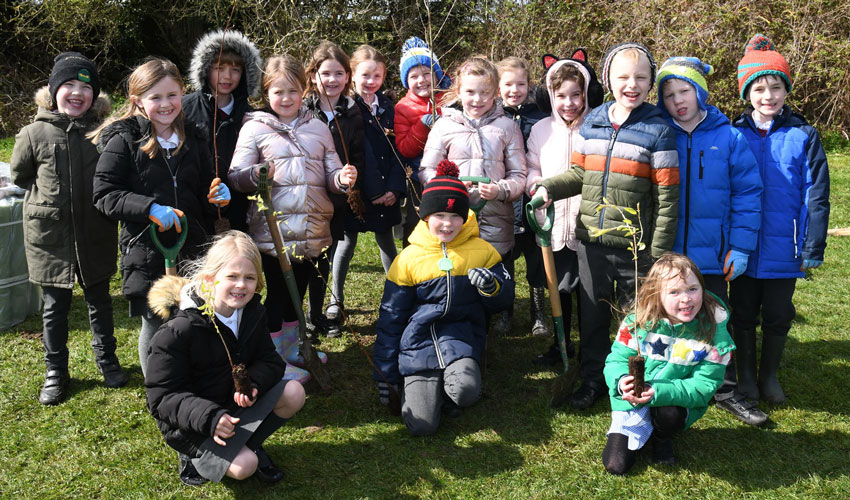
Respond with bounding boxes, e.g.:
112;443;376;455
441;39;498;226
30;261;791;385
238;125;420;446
723;249;748;281
148;203;183;233
468;267;497;294
801;259;823;271
207;178;231;207
420;113;437;129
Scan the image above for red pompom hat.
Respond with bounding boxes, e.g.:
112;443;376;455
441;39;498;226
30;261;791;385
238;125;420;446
737;33;792;100
419;160;470;221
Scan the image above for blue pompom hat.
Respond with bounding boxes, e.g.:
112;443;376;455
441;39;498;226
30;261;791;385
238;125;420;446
656;57;715;110
399;37;452;90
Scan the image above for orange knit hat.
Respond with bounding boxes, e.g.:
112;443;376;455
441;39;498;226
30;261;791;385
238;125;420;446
737;33;792;100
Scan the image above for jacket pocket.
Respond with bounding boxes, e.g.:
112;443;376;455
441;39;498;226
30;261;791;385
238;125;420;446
24;203;64;247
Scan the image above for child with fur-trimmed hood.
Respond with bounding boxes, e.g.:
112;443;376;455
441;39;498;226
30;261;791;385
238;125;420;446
183;30;263;231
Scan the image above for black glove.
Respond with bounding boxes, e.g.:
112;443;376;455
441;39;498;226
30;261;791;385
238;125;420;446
468;267;497;294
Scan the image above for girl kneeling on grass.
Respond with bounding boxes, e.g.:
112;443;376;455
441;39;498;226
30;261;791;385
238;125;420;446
602;253;734;475
145;231;305;486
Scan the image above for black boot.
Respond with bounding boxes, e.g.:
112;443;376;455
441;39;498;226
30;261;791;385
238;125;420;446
529;287;549;337
759;334;788;404
733;327;759;400
39;369;69;405
97;354;128;388
178;453;208;486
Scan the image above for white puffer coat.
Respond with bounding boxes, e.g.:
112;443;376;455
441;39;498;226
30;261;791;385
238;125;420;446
229;108;346;260
420;105;527;255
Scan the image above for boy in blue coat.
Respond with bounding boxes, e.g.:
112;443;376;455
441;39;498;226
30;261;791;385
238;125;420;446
656;57;766;426
372;161;514;436
731;34;830;407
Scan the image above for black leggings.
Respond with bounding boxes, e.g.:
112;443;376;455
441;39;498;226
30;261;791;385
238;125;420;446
602;406;687;475
262;252;329;329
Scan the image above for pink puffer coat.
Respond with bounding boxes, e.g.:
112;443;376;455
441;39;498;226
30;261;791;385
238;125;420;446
229;108;346;260
420;105;527;255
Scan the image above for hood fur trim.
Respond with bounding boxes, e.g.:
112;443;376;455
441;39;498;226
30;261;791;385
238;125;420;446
189;30;263;98
35;85;112;121
148;275;190;320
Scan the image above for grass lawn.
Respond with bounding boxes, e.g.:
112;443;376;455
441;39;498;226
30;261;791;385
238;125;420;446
1;144;848;499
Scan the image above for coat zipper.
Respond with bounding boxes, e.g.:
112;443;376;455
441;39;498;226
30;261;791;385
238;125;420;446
161;148;180;208
683;133;692;255
431;243;451;369
598;126;621;232
65;126;85;287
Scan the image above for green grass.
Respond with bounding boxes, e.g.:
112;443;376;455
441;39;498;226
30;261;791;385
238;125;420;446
1;153;849;499
0;137;14;163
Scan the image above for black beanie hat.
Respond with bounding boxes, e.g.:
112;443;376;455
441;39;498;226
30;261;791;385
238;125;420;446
49;52;101;104
419;160;470;222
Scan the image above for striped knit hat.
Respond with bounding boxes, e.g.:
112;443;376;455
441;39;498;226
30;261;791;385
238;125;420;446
419;160;469;221
399;37;452;90
737;34;792;100
656;57;715;110
601;42;656;91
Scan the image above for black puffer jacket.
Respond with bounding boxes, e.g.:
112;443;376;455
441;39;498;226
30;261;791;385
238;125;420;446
145;276;285;456
92;116;214;304
183;30;263;231
304;94;365;240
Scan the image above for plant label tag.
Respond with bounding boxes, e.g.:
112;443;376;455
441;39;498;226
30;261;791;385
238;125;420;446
438;257;453;272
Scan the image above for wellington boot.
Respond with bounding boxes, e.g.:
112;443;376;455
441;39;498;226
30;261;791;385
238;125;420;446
279;321;327;366
733;327;759;400
759;334;788;404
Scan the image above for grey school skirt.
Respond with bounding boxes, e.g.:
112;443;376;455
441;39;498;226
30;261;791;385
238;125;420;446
192;379;287;482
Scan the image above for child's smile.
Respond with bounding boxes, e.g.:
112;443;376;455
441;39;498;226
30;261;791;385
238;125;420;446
553;79;584;124
55;80;94;118
498;70;528;108
210;256;258;317
353;60;385;102
748;76;787;123
609;52;652;120
407;65;433;99
460;74;496;120
314;59;349;100
427;212;464;243
661;270;703;324
134;76;183;137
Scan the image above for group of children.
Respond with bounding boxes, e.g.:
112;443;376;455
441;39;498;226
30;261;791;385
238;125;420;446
10;29;829;483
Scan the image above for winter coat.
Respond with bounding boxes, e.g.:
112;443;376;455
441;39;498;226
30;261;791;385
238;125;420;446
145;276;285;456
503;101;547;235
526;60;593;252
394;90;448;161
733;105;830;278
349;91;405;232
372;213;514;385
304;94;365;239
659;104;763;275
93;116;214;304
539;101;679;258
228;108;346;260
604;296;734;428
420;105;528;255
183;30;263;232
11;87;117;289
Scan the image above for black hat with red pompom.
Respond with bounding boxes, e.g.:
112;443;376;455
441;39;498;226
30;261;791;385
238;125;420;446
419;160;470;221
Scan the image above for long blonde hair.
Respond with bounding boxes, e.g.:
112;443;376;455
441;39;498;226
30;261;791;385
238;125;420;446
349;44;387;95
184;231;265;299
632;253;722;342
90;58;186;158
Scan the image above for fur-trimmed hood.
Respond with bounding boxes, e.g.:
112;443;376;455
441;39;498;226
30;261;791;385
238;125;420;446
34;85;112;122
188;29;263;98
148;275;203;320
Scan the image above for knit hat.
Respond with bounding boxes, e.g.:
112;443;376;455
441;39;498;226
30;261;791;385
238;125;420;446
601;42;656;91
399;37;452;90
656;57;715;110
49;52;100;104
419;160;469;222
737;33;792;100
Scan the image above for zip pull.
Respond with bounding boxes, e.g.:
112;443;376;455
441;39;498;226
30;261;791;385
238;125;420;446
699;151;704;179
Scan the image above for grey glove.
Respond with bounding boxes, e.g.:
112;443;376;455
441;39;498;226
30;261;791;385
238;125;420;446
377;381;399;406
468;267;497;294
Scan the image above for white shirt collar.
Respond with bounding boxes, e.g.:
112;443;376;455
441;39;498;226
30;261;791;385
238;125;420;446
156;131;180;149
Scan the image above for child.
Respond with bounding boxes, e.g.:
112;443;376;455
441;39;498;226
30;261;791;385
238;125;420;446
655;56;766;426
372;161;514;435
526;49;604;365
601;253;734;474
324;45;406;335
420;56;527;271
730;34;830;406
496;56;547;336
183;29;263;232
534;43;679;410
11;52;125;405
228;55;357;351
394;36;452;247
303;41;366;337
92;58;230;377
145;231;305;485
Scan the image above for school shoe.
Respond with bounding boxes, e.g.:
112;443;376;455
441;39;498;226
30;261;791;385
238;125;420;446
97;355;128;388
306;312;331;336
325;305;344;338
178;453;208;486
529;287;550;337
759;334;788;404
569;380;604;410
651;434;676;465
253;447;285;483
714;392;768;427
39;369;70;405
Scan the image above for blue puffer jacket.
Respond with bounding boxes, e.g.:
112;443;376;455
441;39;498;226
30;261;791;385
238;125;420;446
372;213;514;384
660;105;763;275
733;106;830;278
